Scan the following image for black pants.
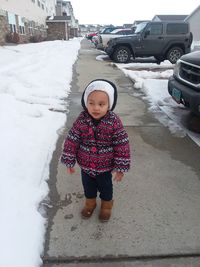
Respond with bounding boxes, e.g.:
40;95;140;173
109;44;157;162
81;170;113;201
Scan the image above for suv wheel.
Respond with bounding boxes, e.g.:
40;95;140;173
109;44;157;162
167;47;183;64
113;46;131;63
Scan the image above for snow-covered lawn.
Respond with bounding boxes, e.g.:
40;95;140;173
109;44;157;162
0;39;81;267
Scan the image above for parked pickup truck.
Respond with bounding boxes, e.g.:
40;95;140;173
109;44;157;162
168;51;200;116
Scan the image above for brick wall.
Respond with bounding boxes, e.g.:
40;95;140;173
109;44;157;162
46;22;69;41
70;27;78;38
1;15;71;45
0;13;47;45
0;16;9;45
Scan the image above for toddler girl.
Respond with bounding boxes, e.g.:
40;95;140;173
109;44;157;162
61;79;131;222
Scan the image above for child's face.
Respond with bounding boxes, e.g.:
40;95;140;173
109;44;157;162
87;90;109;120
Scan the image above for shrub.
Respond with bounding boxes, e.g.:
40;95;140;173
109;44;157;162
12;32;20;43
29;35;43;43
5;33;13;43
6;32;20;44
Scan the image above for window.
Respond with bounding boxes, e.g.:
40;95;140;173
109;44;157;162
135;22;148;34
31;0;35;2
19;26;25;34
166;23;188;35
8;12;17;33
37;0;40;7
147;24;163;35
18;16;25;35
28;21;35;35
9;24;16;33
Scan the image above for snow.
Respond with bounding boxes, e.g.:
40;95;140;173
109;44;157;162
0;39;81;267
114;58;200;145
0;38;199;267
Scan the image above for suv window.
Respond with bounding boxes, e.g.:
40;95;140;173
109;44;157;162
146;23;163;35
166;23;188;34
135;22;148;34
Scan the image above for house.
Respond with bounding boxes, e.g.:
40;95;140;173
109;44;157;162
0;0;56;44
46;15;71;40
185;5;200;42
87;24;98;33
55;0;79;37
79;24;88;36
152;15;188;21
0;0;79;45
123;24;133;29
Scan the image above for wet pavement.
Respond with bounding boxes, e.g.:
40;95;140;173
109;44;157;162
43;39;200;266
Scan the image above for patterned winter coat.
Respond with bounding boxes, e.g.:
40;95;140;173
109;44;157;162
61;110;131;177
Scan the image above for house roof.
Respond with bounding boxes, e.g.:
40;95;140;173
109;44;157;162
123;24;133;28
185;5;200;21
152;15;188;21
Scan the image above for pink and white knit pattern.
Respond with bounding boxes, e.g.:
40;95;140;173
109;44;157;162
61;111;131;177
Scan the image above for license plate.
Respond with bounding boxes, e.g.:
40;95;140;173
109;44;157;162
172;88;181;104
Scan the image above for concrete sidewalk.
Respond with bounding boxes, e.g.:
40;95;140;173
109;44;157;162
43;39;200;266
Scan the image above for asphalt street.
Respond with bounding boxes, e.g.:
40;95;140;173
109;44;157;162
43;39;200;267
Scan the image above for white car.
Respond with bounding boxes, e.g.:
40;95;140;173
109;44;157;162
97;28;134;50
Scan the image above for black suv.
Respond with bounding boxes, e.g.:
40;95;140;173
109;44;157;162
168;51;200;116
105;21;192;64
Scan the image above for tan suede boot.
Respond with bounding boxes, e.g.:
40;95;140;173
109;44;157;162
99;200;113;222
81;198;96;219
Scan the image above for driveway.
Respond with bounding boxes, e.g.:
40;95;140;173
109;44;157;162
43;38;200;266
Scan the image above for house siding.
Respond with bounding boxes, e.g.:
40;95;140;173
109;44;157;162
56;0;79;37
0;0;56;44
186;7;200;41
0;15;8;44
46;21;69;40
0;0;79;44
0;0;56;25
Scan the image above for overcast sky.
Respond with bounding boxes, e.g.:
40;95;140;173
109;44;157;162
69;0;200;25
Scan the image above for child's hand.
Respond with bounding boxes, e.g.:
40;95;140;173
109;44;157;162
67;167;75;174
113;171;124;182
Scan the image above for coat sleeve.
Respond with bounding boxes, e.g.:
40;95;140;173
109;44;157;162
60;115;81;168
112;116;131;172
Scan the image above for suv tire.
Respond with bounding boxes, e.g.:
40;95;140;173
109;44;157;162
113;46;131;63
167;47;183;64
